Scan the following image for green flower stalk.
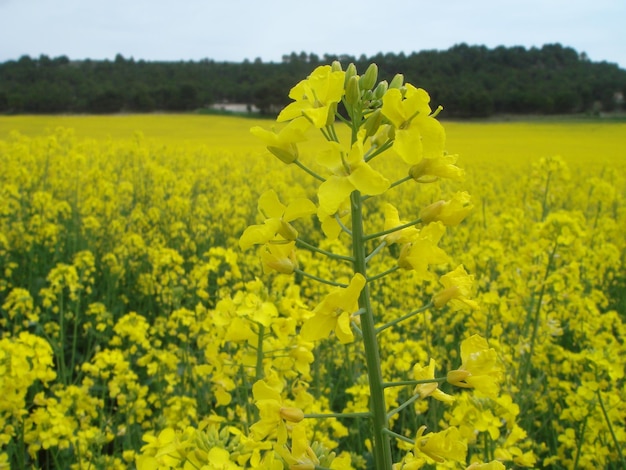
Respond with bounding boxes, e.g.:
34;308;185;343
244;62;483;469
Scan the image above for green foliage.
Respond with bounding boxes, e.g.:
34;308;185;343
1;44;625;117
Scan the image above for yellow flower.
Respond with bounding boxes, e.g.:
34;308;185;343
300;274;366;344
412;358;454;403
381;203;419;244
420;192;473;226
317;131;390;215
138;428;184;468
414;425;467;464
239;190;316;250
206;447;243;469
250;117;311;164
432;265;479;311
250;380;304;444
261;241;298;274
277;65;346;128
275;422;320;469
381;84;445;165
397;222;449;277
447;335;502;397
409;153;465;183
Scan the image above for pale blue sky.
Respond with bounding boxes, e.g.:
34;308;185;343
1;0;625;68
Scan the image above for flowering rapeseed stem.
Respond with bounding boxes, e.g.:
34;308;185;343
247;61;480;470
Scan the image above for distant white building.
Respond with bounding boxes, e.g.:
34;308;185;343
208;102;259;113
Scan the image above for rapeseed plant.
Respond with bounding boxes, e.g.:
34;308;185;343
242;62;507;469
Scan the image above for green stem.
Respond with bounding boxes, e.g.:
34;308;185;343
518;240;557;386
364;218;422;242
335;213;352;236
368;266;400;283
382;377;446;389
376;302;433;333
350;190;393;470
572;412;588;470
597;389;626;467
304;412;371;419
365;240;387;264
387;391;422;420
255;323;265;381
70;292;81;384
382;428;415;445
390;175;413;189
294;268;347;288
364;140;393;163
294;159;326;182
296;238;353;262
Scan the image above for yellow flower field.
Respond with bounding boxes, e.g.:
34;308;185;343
0;104;625;470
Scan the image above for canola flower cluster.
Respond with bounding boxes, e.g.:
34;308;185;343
0;63;624;469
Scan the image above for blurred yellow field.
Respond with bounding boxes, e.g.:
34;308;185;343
1;110;625;469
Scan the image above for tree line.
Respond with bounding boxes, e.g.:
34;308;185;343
1;43;624;117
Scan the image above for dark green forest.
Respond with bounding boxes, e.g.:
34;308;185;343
1;43;625;117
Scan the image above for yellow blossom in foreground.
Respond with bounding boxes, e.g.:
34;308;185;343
277;65;346;128
381;203;420;244
276;423;320;469
250;379;304;444
420;191;473;226
409;153;465;183
381;84;445;165
261;241;298;274
316;131;390;215
250;117;311;164
447;335;502;397
414;425;467;464
300;274;366;344
398;222;449;277
239;190;316;250
413;358;454;403
433;265;479;311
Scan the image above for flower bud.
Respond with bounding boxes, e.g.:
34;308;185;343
331;60;343;72
267;144;298;164
389;73;404;89
373;80;388;100
325;102;338;127
344;63;358;87
363;108;383;137
419;200;446;224
359;63;378;91
345;75;361;107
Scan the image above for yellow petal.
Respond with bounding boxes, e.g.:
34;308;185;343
258;190;286;219
394;128;423;165
283;198;316;222
317;176;355;215
348;164;390;196
335;311;355;344
300;313;335;342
